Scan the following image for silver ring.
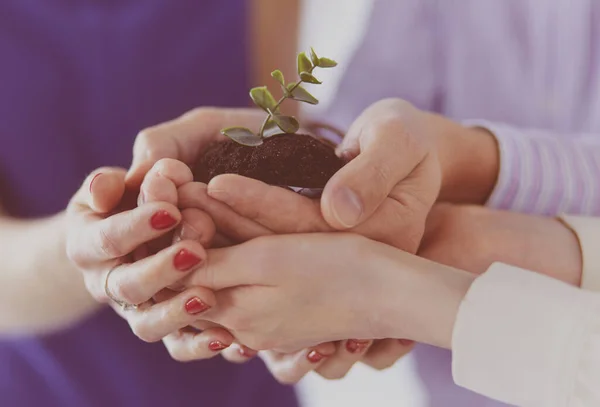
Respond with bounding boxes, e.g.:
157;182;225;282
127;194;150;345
104;264;139;311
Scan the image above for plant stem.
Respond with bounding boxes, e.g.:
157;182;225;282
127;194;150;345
258;65;315;138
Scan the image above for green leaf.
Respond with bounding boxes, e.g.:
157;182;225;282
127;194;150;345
271;70;285;86
310;47;320;66
249;86;277;112
262;118;286;138
221;127;263;147
299;72;322;84
297;52;312;76
272;115;300;134
287;84;319;105
318;57;338;68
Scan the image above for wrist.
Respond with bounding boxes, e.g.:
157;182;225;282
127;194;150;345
433;118;499;204
372;245;476;349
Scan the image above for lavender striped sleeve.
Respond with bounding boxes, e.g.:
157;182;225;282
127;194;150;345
463;120;600;216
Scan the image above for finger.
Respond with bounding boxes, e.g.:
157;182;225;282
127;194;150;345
70;168;127;214
322;100;429;229
124;286;216;343
185;244;265;291
139;158;194;206
69;202;181;267
362;339;415;371
207;174;330;233
178;182;271;243
259;343;337;385
127;108;263;188
163;327;235;362
315;340;373;380
104;240;207;306
172;208;217;248
221;344;259;364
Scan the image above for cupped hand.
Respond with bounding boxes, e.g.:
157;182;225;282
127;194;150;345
180;233;406;353
65;164;234;362
126;107;264;188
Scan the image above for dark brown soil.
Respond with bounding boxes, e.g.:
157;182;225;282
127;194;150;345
193;133;345;188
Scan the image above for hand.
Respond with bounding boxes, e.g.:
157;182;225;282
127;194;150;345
419;204;582;285
126;107;264;188
66;163;235;362
177;181;415;379
183;99;443;253
178;233;461;352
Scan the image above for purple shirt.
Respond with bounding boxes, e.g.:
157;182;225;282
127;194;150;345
0;2;297;407
323;0;600;405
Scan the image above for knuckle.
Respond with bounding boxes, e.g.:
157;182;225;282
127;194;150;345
98;228;124;258
273;370;303;385
318;370;348;381
130;320;161;343
112;280;142;307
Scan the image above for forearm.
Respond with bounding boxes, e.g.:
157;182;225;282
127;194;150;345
0;213;100;336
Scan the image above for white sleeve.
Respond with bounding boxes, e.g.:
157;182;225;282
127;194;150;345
452;263;600;407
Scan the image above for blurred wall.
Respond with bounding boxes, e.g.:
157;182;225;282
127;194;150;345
296;1;428;406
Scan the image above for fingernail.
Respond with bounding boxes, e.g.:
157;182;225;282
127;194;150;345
138;190;146;205
150;210;177;230
173;249;202;271
89;173;102;193
307;350;326;363
238;345;256;358
346;339;370;354
185;297;210;314
331;187;363;228
209;341;229;351
398;339;414;346
175;222;201;242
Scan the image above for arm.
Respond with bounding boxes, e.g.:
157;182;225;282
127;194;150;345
437;121;600;216
0;212;100;336
451;264;600;407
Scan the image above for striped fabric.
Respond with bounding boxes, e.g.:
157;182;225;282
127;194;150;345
467;121;600;216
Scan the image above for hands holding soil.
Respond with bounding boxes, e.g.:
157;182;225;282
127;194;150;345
65;101;582;383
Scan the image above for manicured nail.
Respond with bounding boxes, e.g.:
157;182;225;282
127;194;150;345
238;345;256;358
150;210;177;230
346;339;370;354
331;187;363;228
184;297;210;314
398;339;414;346
307;350;326;363
89;173;102;193
173;249;202;271
209;341;229;351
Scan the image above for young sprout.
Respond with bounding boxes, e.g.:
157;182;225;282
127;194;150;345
221;48;338;146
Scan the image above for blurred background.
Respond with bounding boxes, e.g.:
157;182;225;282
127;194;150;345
296;1;427;406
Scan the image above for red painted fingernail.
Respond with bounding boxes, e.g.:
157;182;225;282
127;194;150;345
150;210;177;230
89;173;102;193
398;339;414;346
184;297;210;314
173;249;202;271
346;339;370;354
307;350;326;363
238;345;256;358
209;341;229;351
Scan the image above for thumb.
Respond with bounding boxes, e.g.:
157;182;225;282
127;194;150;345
321;124;426;230
74;168;126;214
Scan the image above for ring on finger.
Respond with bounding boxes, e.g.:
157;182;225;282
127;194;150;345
104;264;139;311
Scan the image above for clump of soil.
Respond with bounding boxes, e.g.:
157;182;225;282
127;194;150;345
194;133;345;188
